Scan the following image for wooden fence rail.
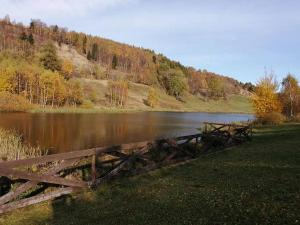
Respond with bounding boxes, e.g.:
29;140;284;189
0;122;252;214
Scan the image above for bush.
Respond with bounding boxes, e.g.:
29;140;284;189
80;100;94;109
0;92;33;112
257;112;285;125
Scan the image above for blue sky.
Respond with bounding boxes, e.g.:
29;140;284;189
1;0;300;83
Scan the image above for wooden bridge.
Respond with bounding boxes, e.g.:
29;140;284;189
0;122;252;214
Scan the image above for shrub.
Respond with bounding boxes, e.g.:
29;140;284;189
80;100;94;109
0;128;47;161
0;92;33;112
257;112;285;125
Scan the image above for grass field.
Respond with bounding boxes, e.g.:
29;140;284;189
1;124;299;225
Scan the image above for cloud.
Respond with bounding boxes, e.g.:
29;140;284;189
0;0;135;23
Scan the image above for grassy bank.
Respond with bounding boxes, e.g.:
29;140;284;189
2;124;299;225
2;78;253;114
25;79;253;114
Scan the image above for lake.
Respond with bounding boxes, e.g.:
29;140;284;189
0;112;254;154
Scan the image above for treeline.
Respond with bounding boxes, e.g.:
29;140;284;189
0;16;253;111
252;73;300;123
0;16;251;94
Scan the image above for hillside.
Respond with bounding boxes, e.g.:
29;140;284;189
0;16;253;113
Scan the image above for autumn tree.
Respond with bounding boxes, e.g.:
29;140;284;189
252;74;282;118
207;76;225;99
147;88;159;108
280;74;300;118
40;70;66;107
160;69;187;99
0;57;15;92
107;80;129;107
61;60;74;80
66;79;83;106
39;42;61;71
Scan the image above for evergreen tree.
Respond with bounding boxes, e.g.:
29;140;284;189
27;34;34;45
91;43;99;61
87;51;92;61
82;35;87;54
29;21;35;31
39;42;61;72
112;55;118;69
19;32;27;41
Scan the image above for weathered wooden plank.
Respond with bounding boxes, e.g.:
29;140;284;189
91;155;97;186
0;187;74;214
94;156;137;186
0;158;79;206
0;141;155;169
0;168;87;188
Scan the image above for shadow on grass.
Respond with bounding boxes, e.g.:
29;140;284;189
2;123;300;225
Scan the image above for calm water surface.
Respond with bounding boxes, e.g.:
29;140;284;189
0;112;253;154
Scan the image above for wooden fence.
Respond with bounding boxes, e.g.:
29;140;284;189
0;122;252;214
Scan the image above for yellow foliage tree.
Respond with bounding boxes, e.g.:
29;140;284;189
252;75;282;118
61;60;74;80
147;88;159;108
107;80;129;107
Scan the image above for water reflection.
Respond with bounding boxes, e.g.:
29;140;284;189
0;112;253;154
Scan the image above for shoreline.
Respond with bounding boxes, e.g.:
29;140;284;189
13;107;254;115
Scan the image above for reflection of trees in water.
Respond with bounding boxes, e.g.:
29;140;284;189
0;113;253;154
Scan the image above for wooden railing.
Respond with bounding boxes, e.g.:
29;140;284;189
202;122;253;145
0;122;253;214
0;134;201;214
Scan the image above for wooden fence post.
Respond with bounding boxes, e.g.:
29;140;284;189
91;154;97;187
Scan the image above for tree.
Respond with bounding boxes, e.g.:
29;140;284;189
243;82;255;92
19;32;27;41
107;80;128;107
40;70;66;107
207;76;225;98
160;69;187;99
112;55;118;69
87;51;92;61
252;74;282;118
39;42;61;71
91;43;99;61
0;56;17;92
61;60;74;80
147;88;159;108
82;35;87;54
281;74;299;118
66;79;83;106
27;34;34;45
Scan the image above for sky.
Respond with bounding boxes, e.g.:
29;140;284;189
1;0;300;83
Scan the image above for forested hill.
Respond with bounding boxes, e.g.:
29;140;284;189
0;16;254;112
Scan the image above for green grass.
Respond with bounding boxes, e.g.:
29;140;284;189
2;124;299;225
